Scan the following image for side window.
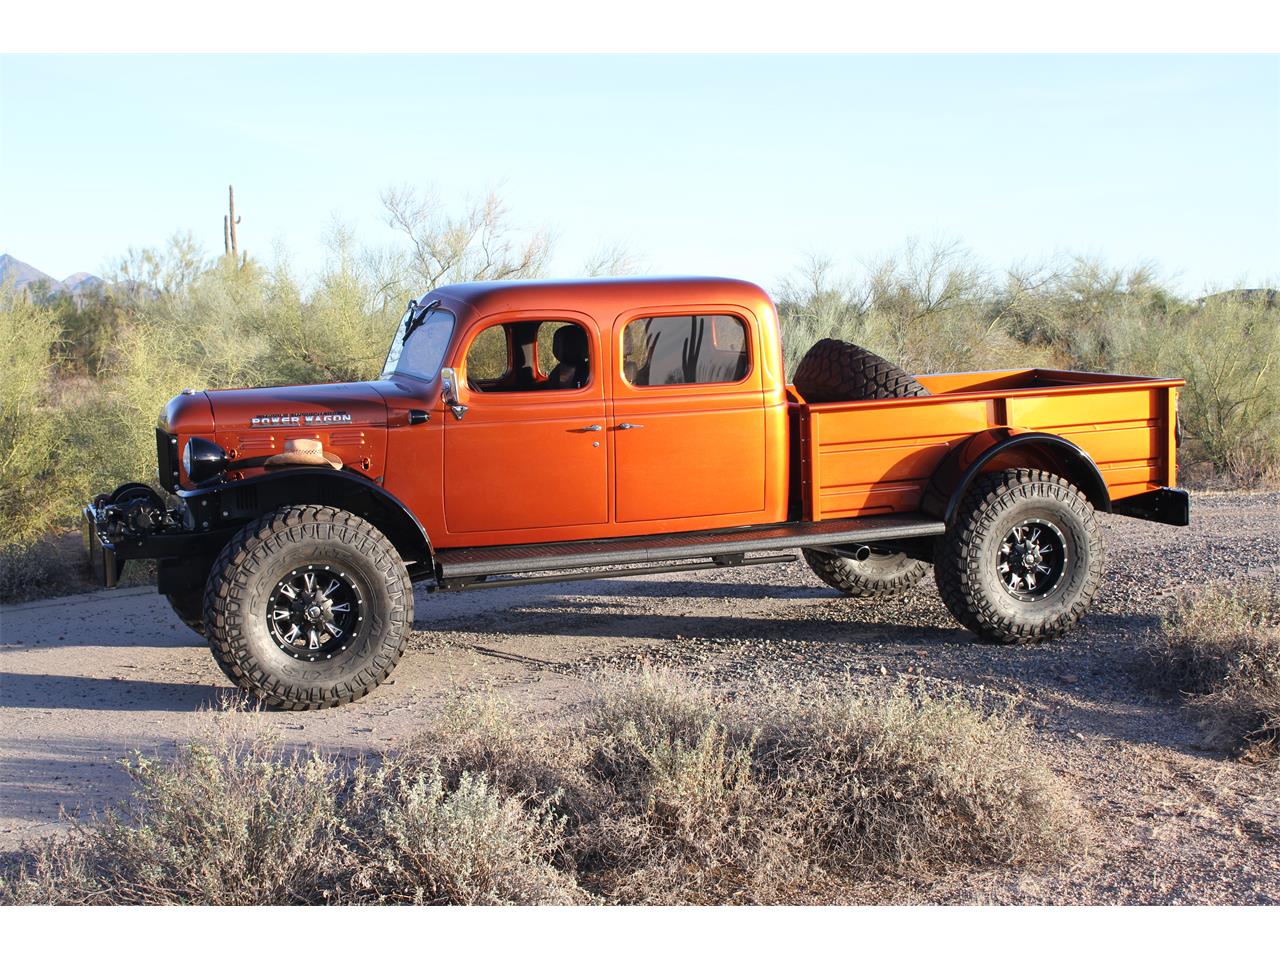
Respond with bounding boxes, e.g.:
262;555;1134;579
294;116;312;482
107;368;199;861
465;326;512;386
465;319;592;393
622;314;750;387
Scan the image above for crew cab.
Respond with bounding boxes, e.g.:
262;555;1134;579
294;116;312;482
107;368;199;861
84;277;1189;709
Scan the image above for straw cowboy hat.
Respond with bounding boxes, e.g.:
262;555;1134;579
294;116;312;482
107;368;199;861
264;438;343;470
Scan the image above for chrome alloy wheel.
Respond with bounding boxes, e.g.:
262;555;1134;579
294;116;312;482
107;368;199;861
266;564;363;661
997;519;1068;600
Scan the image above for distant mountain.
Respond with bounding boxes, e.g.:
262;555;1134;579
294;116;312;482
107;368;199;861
61;271;105;295
1;254;105;302
1;254;60;293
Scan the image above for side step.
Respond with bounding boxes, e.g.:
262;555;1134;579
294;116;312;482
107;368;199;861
433;512;946;580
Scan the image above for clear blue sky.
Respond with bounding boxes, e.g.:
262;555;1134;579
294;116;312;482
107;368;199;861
2;54;1277;294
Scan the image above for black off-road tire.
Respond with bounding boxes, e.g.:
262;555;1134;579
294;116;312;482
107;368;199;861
204;505;414;709
792;338;930;405
165;589;206;637
935;468;1103;644
157;581;240;682
802;547;931;598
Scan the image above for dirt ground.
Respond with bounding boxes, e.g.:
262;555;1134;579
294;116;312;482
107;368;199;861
1;491;1277;904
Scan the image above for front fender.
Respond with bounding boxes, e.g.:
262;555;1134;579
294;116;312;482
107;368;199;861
922;429;1111;526
179;468;433;574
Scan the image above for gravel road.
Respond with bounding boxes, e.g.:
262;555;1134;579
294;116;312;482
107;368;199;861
1;490;1277;903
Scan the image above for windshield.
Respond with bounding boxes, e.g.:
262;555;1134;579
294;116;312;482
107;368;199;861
381;304;456;382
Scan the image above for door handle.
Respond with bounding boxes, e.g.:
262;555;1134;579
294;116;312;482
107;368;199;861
618;422;645;430
575;424;603;432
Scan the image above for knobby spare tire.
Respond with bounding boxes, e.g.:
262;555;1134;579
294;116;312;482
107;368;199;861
794;338;932;597
791;338;930;405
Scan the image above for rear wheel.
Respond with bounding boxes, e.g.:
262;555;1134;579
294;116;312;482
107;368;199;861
935;468;1103;643
204;505;413;709
802;547;930;598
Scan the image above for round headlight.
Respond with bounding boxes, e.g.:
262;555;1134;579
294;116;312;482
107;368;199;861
182;437;228;485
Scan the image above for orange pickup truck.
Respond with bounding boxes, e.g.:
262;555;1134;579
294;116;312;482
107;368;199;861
84;277;1188;709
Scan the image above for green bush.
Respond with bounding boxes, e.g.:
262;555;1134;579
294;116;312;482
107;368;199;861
0;286;65;548
3;217;1276;600
1143;295;1279;483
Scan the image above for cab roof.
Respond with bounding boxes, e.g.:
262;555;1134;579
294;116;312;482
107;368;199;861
425;276;774;321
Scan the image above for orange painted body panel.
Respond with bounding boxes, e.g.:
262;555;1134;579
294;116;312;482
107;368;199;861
443;309;610;535
412;279;790;549
160;278;1183;554
800;369;1183;522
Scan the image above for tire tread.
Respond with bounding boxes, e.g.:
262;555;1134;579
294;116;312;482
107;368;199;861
203;504;413;709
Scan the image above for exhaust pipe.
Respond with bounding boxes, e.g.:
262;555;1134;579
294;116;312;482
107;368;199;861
852;545;872;562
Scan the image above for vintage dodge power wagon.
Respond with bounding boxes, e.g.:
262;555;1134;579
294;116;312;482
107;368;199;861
84;277;1189;709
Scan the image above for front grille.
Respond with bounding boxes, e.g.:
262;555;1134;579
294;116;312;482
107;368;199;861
156;428;180;491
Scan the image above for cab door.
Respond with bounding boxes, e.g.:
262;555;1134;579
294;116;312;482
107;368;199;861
610;310;767;529
443;313;610;538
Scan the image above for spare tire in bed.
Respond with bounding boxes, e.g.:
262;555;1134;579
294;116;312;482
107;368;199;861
793;338;933;598
792;338;929;404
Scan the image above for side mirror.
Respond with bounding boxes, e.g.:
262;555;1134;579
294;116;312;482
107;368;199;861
440;367;468;421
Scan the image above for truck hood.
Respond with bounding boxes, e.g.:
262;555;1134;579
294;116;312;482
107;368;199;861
195;381;391;484
204;381;389;431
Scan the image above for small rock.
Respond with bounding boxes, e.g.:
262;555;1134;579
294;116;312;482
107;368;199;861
1060;674;1079;684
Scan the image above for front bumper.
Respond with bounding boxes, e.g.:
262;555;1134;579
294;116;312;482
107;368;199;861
83;499;122;587
82;498;233;588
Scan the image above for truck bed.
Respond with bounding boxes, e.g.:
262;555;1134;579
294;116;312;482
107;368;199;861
794;368;1182;522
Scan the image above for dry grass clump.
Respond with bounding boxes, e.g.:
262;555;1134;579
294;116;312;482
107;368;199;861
1144;580;1280;763
0;709;585;905
569;672;1080;903
0;542;66;604
1;671;1082;905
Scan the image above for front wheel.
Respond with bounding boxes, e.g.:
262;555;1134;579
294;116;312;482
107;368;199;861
934;468;1103;643
204;505;414;709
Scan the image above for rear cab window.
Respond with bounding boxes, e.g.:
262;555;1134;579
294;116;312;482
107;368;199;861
621;314;751;387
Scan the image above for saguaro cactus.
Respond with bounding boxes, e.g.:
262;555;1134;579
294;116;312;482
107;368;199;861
225;185;242;264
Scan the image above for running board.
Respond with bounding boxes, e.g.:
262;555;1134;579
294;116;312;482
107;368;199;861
433;513;946;580
440;555;797;591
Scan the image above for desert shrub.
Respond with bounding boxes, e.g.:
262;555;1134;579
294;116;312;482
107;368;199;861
1;714;348;905
1151;295;1279;481
572;671;1080;903
50;291;126;377
0;286;65;548
776;244;1057;379
1;708;582;906
1;671;1082;906
1144;580;1280;762
342;762;580;905
404;671;1085;904
0;541;71;604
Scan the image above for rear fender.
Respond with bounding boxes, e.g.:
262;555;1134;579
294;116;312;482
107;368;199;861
923;429;1111;527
